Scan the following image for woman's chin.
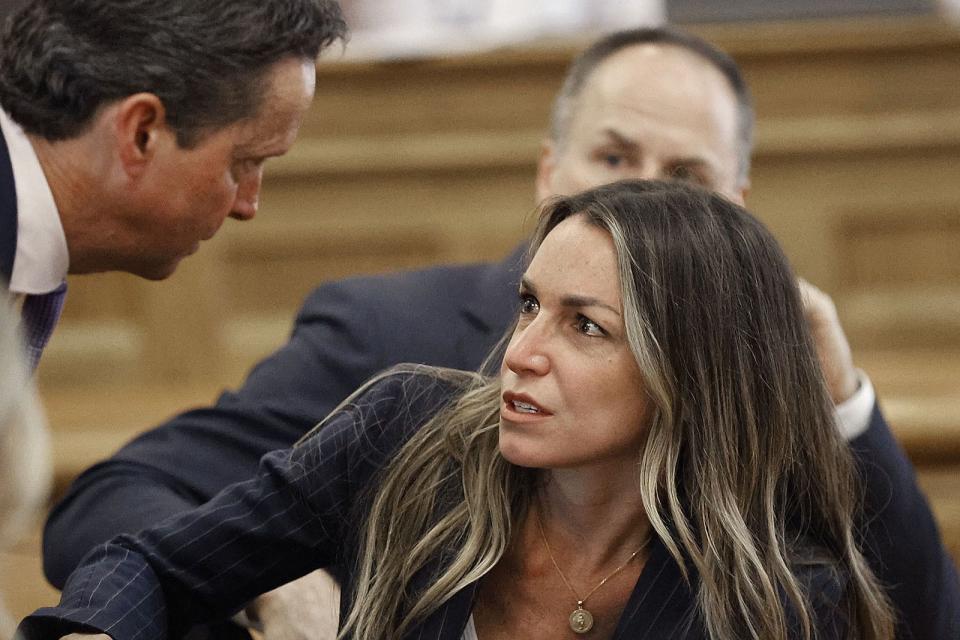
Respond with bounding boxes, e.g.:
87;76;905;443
497;428;558;470
497;432;539;468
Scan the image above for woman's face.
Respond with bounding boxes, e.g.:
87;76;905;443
499;214;653;472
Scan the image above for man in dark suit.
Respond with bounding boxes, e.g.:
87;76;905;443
0;0;346;366
42;27;959;640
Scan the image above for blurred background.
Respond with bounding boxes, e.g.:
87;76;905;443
2;0;959;620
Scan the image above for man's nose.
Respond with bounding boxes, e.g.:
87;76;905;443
634;159;662;181
230;168;263;221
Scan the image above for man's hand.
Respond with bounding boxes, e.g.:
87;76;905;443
245;570;341;640
798;278;859;405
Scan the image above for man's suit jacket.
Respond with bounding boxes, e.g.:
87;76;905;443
21;373;850;640
1;124;19;284
43;245;960;639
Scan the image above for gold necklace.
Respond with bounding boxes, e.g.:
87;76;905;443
536;512;650;634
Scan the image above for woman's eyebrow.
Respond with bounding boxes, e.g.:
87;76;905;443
560;294;621;316
520;277;620;315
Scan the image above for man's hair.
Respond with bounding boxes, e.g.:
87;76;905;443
551;27;755;186
0;0;347;147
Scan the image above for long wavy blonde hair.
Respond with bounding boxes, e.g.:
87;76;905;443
327;180;894;639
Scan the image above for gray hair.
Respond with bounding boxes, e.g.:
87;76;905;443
0;0;347;147
550;27;755;186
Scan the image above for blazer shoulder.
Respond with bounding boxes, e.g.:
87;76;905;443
290;249;525;371
303;260;509;311
302;367;466;440
788;556;850;638
295;367;468;484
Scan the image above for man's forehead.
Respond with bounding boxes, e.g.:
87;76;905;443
234;58;316;152
570;43;741;181
581;43;737;126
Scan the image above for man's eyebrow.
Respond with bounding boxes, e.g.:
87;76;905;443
669;156;711;170
520;277;621;316
602;128;714;172
602;128;640;150
232;143;260;156
235;143;278;157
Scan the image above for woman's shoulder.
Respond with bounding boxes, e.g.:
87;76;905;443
297;364;481;461
789;550;851;638
351;364;479;419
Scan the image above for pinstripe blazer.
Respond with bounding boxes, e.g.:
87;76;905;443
20;372;851;640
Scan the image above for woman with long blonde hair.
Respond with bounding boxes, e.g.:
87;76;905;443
22;180;894;640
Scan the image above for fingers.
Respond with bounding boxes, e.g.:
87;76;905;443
250;571;341;640
796;277;858;405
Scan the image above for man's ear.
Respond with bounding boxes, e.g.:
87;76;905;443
728;178;750;207
737;180;751;205
114;93;167;177
534;139;557;204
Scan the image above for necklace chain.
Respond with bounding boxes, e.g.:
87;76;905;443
535;510;649;607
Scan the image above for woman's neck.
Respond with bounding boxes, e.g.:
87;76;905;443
534;466;652;572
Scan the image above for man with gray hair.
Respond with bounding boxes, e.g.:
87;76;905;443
43;26;959;639
0;0;346;366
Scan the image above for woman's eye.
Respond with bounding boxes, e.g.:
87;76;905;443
576;315;605;337
519;294;539;315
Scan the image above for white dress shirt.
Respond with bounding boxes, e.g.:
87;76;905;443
836;370;876;441
0;108;68;296
461;615;478;640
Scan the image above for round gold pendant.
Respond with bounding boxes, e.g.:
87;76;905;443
569;606;594;634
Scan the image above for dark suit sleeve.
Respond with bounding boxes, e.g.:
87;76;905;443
43;281;387;588
851;403;960;638
22;373;452;640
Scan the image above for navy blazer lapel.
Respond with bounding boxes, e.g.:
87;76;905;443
0;123;17;283
613;537;704;639
409;581;477;640
401;540;478;640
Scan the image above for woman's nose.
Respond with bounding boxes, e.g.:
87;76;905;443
503;322;551;377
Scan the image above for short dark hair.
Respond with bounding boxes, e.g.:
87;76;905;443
551;27;754;186
0;0;347;147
